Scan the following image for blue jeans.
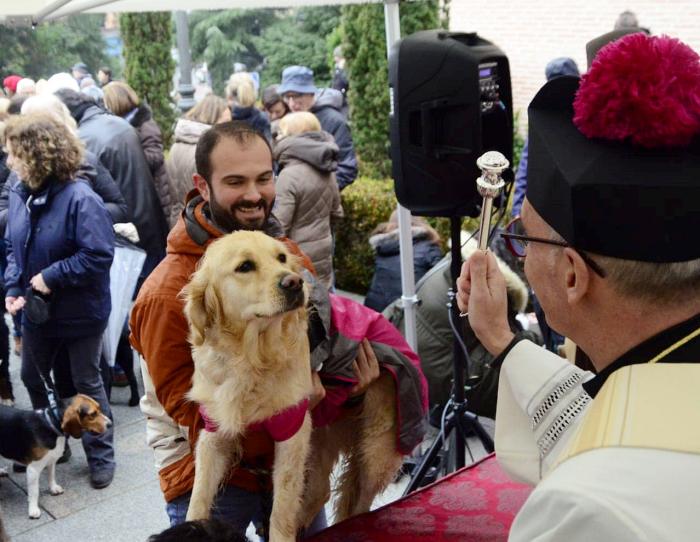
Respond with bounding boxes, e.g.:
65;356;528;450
166;485;328;538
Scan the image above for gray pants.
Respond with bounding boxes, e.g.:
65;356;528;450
20;326;115;473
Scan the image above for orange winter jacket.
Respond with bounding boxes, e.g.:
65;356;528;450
129;191;315;502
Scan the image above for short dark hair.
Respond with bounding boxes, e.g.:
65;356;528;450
148;519;248;542
262;84;285;110
194;120;272;183
98;66;112;77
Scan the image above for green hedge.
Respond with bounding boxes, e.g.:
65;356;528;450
334;177;396;293
334;178;481;294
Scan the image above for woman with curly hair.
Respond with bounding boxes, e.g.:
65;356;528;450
3;113;116;488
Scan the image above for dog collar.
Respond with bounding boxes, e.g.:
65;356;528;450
40;406;65;437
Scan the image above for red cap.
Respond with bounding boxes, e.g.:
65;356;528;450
3;75;22;94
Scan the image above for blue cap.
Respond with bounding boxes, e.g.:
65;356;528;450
72;62;89;74
279;66;317;95
545;57;580;81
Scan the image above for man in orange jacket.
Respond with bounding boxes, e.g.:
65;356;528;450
130;121;378;537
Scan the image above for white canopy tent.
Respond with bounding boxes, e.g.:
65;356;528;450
0;0;420;350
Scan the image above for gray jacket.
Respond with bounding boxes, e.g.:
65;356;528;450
165;119;211;227
273;131;343;289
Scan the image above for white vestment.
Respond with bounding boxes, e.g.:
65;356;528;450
495;340;700;541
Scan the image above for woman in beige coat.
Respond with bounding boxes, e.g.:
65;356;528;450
273;112;343;289
165;95;231;227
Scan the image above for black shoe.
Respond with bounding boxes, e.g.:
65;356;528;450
57;442;71;464
12;462;26;473
0;376;14;405
89;468;114;489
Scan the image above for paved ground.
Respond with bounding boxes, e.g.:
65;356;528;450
0;294;493;541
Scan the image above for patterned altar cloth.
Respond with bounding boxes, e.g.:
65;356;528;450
308;454;531;542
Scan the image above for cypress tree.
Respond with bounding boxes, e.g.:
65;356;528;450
341;1;441;178
120;12;176;145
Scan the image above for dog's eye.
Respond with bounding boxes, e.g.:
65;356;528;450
278;253;287;263
236;260;256;273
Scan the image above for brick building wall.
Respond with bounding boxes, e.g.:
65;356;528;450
449;1;700;131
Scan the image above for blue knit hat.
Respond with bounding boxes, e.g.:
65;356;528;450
279;66;317;95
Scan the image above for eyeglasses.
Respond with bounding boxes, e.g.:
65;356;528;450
501;216;607;278
283;93;305;102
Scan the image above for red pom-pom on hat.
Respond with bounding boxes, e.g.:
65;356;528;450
573;33;700;148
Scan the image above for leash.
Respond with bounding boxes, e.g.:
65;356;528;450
35;369;64;436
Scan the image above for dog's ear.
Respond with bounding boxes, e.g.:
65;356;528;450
61;402;84;438
182;269;223;346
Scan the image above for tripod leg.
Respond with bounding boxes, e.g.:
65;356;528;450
403;414;454;496
458;411;494;454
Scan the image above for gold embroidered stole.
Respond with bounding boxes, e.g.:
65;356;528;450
556;363;700;468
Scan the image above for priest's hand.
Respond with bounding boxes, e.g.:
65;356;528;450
456;250;514;356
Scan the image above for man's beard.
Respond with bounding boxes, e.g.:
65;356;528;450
208;193;271;233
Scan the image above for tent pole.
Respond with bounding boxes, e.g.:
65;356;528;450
384;0;418;352
45;0;120;21
174;11;196;112
32;0;73;25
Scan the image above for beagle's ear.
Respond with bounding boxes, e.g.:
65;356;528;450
61;403;84;439
182;269;223;347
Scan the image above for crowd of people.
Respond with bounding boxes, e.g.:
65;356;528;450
0;58;361;496
1;7;699;541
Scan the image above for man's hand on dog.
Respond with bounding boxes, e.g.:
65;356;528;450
349;339;380;397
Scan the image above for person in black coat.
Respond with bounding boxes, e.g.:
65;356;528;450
365;212;443;312
55;89;167;281
102;82;173;226
0;151;14;405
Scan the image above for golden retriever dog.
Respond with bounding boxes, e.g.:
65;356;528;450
182;231;403;541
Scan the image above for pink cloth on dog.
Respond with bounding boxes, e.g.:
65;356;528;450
199;399;310;442
311;386;351;428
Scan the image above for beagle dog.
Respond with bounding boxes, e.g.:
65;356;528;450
0;394;111;518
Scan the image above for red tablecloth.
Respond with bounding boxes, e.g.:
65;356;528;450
308;454;531;542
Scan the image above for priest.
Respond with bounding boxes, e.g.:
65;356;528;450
457;33;700;541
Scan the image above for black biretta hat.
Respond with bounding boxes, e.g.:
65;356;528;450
527;35;700;263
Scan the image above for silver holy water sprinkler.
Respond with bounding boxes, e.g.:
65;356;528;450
475;151;509;251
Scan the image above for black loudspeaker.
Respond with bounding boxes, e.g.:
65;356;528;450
389;31;513;217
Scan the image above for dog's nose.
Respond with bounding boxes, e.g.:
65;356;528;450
279;273;303;292
104;415;113;428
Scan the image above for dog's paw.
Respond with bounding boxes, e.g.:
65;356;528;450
28;506;41;519
50;484;64;496
0;398;14;407
0;467;8;477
